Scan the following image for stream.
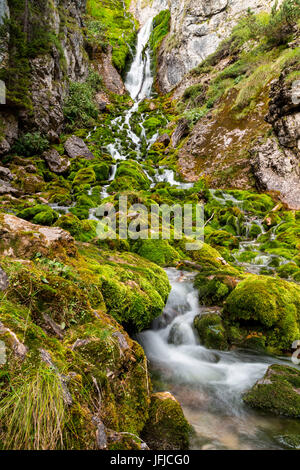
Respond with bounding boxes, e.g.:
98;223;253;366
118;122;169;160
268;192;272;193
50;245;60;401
63;18;300;449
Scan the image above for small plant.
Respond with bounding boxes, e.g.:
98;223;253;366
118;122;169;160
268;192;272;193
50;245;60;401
12;132;49;156
0;364;65;450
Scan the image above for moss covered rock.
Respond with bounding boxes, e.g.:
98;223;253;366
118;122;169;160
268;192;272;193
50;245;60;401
243;364;300;418
194;272;238;306
223;275;300;352
133;239;180;266
141;392;191;450
194;313;228;350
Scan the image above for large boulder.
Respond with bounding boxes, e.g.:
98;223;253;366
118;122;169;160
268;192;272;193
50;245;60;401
43;149;70;174
0;213;77;259
243;364;300;418
141;392;191;450
223;275;300;352
194;312;228;350
64;136;95;160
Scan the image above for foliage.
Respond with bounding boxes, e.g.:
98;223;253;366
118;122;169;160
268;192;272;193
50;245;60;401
12;132;49;156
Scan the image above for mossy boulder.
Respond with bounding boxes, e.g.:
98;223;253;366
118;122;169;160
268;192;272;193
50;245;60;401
55;215;96;242
72;167;96;186
108;160;150;192
17;204;59;226
223;275;300;352
133;239;180;267
207;230;239;249
243;364;300;418
92;163;110;182
194;272;238;306
141;392;191;450
194;313;228;350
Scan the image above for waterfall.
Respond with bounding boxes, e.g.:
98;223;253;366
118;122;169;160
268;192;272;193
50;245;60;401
125;18;154;102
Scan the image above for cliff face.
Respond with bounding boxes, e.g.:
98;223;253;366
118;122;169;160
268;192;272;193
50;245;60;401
0;0;90;152
131;0;279;92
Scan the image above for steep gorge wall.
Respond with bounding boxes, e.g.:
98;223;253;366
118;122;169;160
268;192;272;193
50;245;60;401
131;0;279;92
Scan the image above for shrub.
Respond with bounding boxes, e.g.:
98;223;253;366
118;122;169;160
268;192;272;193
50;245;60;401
12;132;49;156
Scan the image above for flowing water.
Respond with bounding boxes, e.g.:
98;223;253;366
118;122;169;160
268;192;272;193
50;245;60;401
59;18;300;449
138;269;300;450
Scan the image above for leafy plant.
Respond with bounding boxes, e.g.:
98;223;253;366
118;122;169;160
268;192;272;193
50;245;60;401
12;132;49;156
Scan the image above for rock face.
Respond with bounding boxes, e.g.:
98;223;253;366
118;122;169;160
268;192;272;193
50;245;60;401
251;67;300;209
93;47;126;95
251;138;300;210
131;0;278;92
64;135;95;160
243;364;300;418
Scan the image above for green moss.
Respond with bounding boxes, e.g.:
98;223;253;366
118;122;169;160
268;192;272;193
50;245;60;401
141;393;191;450
243;364;300;418
194;313;228;350
133;239;180;267
73;167;96;186
224;275;300;351
17;204;59;226
194;272;237;306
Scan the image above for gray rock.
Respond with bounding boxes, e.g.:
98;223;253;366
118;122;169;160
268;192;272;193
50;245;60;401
43;149;70;174
251;137;300;210
0;112;18;155
171;119;190;148
0;267;9;291
64;135;95;160
92;417;108;450
0;166;13;181
156;133;170;147
0;179;19;196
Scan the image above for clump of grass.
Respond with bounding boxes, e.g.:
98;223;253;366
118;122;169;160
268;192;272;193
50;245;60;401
0;363;65;450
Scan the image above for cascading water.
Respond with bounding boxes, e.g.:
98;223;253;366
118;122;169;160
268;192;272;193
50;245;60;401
53;17;300;449
139;269;300;450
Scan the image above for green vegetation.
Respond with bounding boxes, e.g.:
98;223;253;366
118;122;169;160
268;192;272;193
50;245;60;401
243;364;300;417
86;0;136;73
194;313;228;350
149;10;171;72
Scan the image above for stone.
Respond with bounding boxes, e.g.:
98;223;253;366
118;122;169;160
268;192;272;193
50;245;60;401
64;135;95;160
0;179;20;196
141;392;191;450
171;118;190;148
156;133;170;147
131;0;277;92
251;137;300;210
243;364;300;418
0;213;77;259
0;267;9;291
0;166;13;181
43;149;70;174
93;46;125;95
0;112;18;155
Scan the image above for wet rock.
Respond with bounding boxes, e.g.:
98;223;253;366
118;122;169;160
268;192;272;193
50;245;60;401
194;313;228;350
107;430;149;450
171;118;190;148
156;133;170;147
141;392;191;450
0;267;9;291
243;364;300;417
43;149;70;174
64;135;95;160
0;213;77;259
251;137;300;210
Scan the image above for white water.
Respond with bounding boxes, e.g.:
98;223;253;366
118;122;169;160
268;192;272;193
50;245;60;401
139;269;300;450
